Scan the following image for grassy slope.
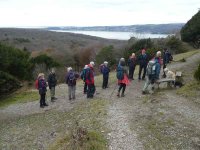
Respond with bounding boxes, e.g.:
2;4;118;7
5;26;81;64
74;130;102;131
0;99;108;150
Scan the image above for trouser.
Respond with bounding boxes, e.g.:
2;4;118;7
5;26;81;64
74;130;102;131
129;66;135;79
50;86;55;98
87;84;95;98
68;85;76;100
84;82;88;94
102;75;109;88
139;64;147;79
142;77;155;93
118;83;126;94
40;93;46;106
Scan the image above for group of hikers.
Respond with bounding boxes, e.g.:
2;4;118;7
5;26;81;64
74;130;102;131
36;48;174;108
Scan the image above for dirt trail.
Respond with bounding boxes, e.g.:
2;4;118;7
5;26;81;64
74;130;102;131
0;52;200;149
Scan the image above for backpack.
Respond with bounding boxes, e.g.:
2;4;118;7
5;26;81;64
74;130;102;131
116;65;124;80
35;79;39;89
68;72;76;84
99;64;105;73
147;60;156;76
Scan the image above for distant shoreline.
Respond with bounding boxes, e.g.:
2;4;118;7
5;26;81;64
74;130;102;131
50;30;170;40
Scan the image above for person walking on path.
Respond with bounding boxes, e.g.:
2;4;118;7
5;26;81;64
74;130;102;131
102;61;110;89
128;53;137;80
142;51;161;94
48;68;57;102
138;49;149;80
162;48;172;78
65;67;79;100
116;58;130;97
80;65;88;94
85;61;96;98
38;73;48;108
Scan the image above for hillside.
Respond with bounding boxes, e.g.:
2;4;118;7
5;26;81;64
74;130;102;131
0;28;127;60
47;23;184;34
0;50;200;149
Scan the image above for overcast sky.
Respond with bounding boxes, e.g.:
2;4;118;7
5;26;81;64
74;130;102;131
0;0;199;27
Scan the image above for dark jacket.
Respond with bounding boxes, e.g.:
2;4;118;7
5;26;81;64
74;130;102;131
66;70;77;86
128;57;137;68
138;54;148;66
163;50;170;64
48;73;57;88
102;66;110;77
38;78;47;94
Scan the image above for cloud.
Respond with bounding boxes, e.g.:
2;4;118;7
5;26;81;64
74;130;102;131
0;0;199;27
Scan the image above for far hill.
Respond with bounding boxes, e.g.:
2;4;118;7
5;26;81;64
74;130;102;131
0;28;127;64
47;23;185;34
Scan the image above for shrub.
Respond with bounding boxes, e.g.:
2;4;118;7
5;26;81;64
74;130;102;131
0;43;32;80
30;54;60;69
0;71;21;95
194;64;200;81
96;45;115;66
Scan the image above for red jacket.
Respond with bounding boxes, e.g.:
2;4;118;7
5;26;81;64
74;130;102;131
85;64;94;85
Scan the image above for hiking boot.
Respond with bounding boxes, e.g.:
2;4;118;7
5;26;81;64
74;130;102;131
40;105;44;108
44;103;48;107
121;93;125;97
53;97;57;100
142;91;147;95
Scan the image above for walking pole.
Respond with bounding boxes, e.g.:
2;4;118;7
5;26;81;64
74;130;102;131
109;83;118;99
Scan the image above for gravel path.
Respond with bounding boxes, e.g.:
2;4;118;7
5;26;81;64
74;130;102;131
0;52;200;149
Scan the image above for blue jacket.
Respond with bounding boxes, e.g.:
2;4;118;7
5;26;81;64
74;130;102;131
154;57;161;79
102;66;110;77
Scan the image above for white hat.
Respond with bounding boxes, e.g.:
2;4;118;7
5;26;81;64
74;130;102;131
84;65;88;69
90;61;95;66
104;61;108;64
67;67;72;72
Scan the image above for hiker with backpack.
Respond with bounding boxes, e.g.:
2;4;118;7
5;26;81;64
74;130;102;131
138;49;149;80
102;61;110;89
128;53;137;80
142;51;162;94
37;73;48;108
80;65;88;94
65;67;79;100
116;58;130;97
48;68;57;102
85;61;95;98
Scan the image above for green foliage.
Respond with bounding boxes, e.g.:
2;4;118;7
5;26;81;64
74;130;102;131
14;38;30;43
0;71;21;95
181;11;200;48
194;64;200;81
124;38;154;60
166;36;186;54
0;43;32;80
96;45;116;66
30;54;60;69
